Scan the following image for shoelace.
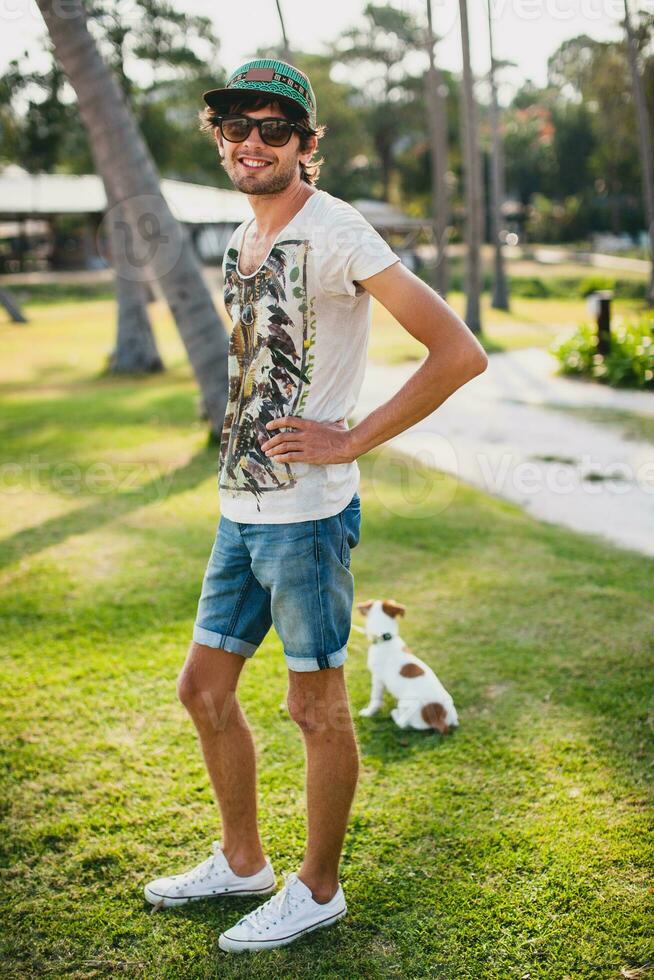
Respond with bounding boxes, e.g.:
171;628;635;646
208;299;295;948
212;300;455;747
178;840;225;886
238;872;305;933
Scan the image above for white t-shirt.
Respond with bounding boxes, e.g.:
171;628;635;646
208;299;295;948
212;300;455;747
217;188;401;524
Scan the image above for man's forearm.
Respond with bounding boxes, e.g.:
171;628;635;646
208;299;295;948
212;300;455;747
348;350;486;459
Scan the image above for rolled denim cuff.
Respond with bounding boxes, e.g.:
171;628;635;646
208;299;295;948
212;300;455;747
284;643;348;672
192;625;258;657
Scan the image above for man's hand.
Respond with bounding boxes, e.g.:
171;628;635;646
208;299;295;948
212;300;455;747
260;416;356;465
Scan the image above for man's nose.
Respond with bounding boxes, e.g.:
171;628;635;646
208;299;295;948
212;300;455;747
240;125;270;154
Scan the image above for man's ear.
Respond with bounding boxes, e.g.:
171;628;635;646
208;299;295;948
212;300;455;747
214;127;224;158
299;133;318;166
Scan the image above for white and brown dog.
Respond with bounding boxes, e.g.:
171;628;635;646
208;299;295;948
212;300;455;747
355;599;458;734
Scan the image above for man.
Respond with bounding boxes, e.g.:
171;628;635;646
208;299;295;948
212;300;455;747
144;59;487;953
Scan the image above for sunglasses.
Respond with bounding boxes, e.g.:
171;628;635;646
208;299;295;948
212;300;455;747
216;114;311;147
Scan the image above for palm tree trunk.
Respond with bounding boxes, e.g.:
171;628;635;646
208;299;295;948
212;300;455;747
623;0;654;305
106;191;164;374
459;0;483;334
36;0;229;438
275;0;293;63
486;0;509;311
109;276;164;374
0;291;28;323
424;0;451;297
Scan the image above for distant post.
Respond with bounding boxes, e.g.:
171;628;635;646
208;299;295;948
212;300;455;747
587;290;614;356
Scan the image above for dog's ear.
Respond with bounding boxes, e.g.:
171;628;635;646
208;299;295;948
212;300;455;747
382;599;406;618
356;600;375;616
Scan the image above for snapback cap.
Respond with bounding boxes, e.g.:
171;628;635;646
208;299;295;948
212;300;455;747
203;58;317;129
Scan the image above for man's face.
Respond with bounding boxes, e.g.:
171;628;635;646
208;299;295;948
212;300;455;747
215;101;316;195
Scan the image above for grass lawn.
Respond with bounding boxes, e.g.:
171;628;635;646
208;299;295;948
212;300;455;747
368;292;645;363
1;298;653;979
544;405;654;445
6;278;646;366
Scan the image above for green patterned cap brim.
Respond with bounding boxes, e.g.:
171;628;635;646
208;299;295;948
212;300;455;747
203;58;317;128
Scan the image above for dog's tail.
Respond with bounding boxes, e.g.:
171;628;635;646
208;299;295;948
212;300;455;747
420;702;450;734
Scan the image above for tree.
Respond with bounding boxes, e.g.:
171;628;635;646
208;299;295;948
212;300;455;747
623;0;654;304
1;1;225;182
331;3;422;201
2;1;228;374
290;53;375;200
104;191;163;374
503;100;557;212
274;0;293;64
36;0;229;438
458;0;483;334
547;36;642;235
486;0;510;310
423;0;451;296
0;53;84;173
87;0;223;372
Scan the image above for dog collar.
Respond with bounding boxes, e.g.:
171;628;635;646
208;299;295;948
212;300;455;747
371;632;394;644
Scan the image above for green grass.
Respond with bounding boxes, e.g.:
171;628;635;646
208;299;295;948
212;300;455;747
1;298;653;979
368;291;646;363
544;405;654;444
6;281;117;306
5;275;646;367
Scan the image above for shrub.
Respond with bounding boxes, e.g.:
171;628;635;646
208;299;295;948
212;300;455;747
510;277;549;298
413;268;647;302
550;314;654;389
578;275;616;297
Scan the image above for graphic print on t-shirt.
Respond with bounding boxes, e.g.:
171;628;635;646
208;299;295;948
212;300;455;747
219;240;317;511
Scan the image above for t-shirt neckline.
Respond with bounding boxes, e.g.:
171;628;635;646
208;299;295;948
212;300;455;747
236;189;322;280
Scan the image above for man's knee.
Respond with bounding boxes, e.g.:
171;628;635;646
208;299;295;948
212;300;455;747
286;683;354;735
286;691;322;733
177;642;242;730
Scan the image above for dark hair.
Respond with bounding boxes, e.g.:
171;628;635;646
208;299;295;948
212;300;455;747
198;93;327;185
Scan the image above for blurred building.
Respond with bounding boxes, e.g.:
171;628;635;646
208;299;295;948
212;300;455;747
0;166;251;273
0;167;431;274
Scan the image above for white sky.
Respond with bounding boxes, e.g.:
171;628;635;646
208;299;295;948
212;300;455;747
1;0;651;107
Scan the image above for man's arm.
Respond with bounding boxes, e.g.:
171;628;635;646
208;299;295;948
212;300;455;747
261;261;488;466
347;262;488;459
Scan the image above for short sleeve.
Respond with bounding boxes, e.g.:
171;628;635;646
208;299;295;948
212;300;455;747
319;203;401;298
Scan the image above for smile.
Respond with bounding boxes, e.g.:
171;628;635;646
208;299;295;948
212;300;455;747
238;157;273;170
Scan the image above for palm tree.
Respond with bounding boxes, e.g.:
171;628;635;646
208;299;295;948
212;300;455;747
458;0;483;334
486;0;509;311
274;0;293;64
105;189;164;374
623;0;654;305
333;5;420;202
36;0;229;438
0;291;27;324
424;0;451;297
110;275;162;374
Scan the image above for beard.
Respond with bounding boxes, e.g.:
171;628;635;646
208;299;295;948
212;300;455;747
221;151;299;195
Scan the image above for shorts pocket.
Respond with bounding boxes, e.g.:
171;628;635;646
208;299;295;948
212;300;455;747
339;495;361;567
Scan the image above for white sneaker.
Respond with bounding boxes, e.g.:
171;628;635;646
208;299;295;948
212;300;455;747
218;871;347;953
144;840;276;909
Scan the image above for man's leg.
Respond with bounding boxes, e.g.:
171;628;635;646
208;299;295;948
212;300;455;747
177;641;267;877
286;664;360;903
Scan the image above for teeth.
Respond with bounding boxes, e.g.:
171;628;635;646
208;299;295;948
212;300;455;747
241;158;270;168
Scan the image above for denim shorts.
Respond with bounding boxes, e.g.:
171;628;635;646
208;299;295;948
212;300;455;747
192;492;361;671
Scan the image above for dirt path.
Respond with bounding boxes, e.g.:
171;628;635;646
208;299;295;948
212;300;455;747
355;348;654;557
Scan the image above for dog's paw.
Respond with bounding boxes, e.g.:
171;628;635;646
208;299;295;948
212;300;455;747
359;705;379;717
